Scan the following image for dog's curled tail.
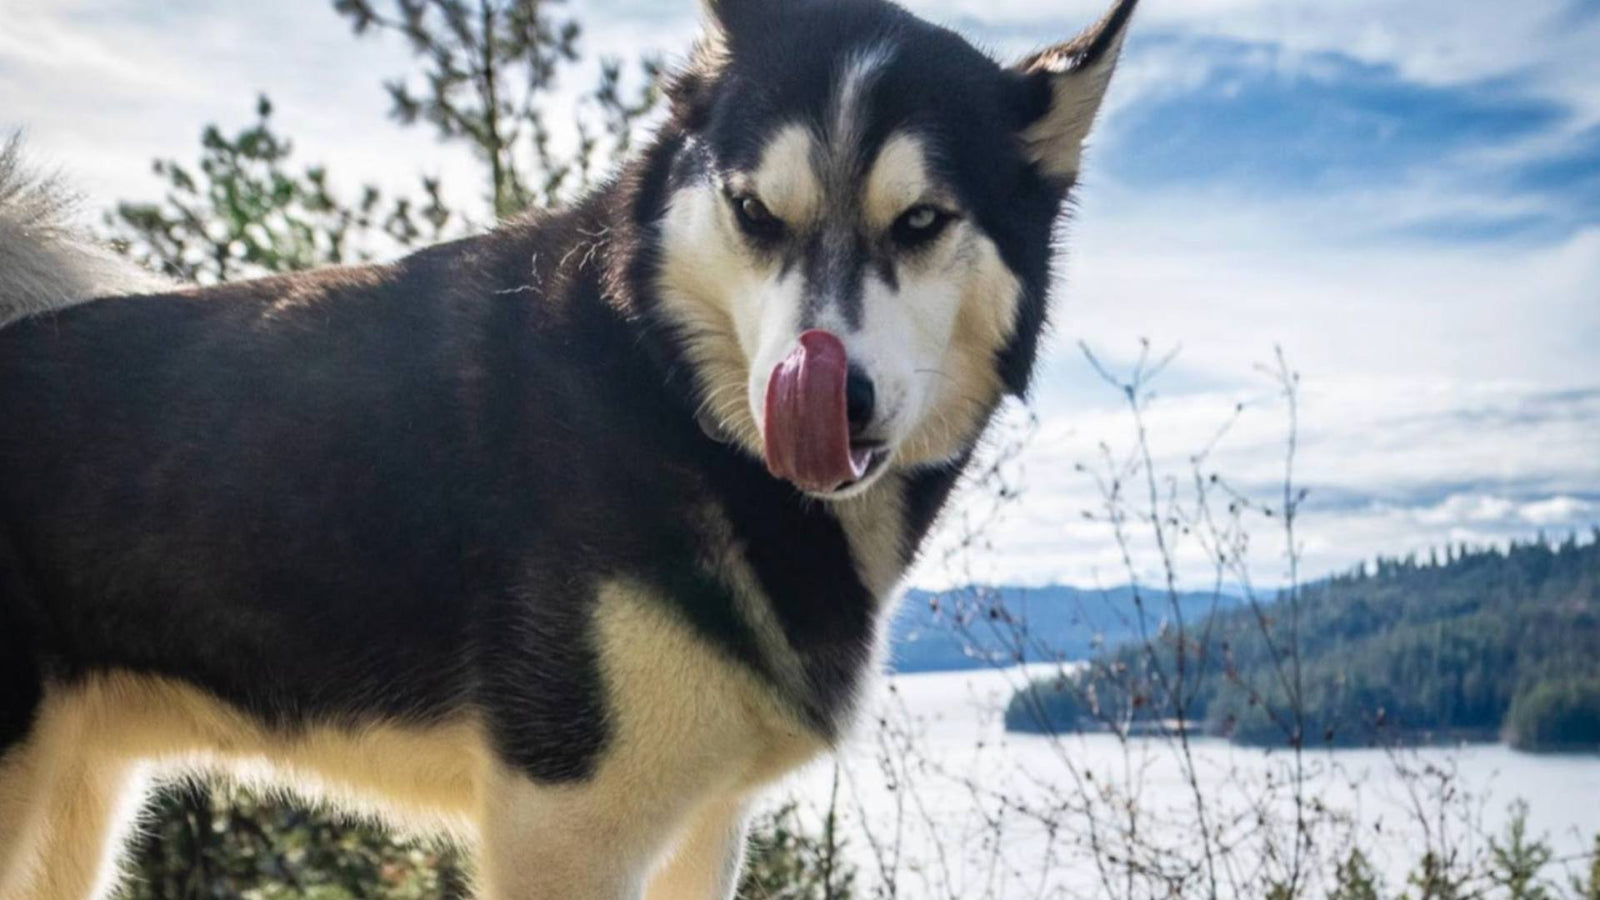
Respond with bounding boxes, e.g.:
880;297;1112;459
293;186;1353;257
0;134;169;328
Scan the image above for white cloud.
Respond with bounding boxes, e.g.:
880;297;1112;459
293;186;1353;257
909;0;1600;129
1057;183;1600;387
1406;493;1596;527
0;0;692;221
0;0;496;212
914;373;1600;590
1518;495;1596;525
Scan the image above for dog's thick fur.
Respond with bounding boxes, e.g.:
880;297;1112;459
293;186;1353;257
0;0;1135;896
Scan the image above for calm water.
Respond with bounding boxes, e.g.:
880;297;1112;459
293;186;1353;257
774;666;1600;899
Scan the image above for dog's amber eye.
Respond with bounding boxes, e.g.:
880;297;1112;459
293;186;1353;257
731;195;783;240
891;205;953;249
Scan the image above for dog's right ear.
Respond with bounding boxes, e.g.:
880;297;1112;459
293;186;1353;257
697;0;765;41
668;0;762;129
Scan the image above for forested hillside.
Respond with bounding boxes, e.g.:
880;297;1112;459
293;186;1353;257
1008;533;1600;751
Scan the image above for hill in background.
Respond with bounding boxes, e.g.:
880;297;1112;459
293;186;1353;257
888;584;1244;672
1005;532;1600;752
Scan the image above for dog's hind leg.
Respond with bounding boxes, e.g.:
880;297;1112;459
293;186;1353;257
0;693;147;900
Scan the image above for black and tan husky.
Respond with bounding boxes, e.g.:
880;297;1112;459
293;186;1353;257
0;0;1136;895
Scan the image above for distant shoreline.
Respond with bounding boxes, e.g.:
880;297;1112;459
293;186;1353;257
1004;718;1600;756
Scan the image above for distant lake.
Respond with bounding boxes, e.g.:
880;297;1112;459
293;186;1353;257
772;666;1600;899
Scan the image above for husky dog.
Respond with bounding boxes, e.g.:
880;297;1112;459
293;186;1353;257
0;0;1136;896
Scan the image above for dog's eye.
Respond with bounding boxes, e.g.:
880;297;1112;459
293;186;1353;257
731;195;784;240
891;205;953;248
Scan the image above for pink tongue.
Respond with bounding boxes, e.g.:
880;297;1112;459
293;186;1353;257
763;330;865;492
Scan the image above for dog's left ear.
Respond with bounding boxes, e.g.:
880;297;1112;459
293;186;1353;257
1012;0;1138;185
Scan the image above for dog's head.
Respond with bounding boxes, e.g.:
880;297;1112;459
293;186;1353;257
648;0;1136;498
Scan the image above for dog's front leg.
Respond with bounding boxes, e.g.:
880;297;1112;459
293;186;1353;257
478;764;666;900
643;793;749;900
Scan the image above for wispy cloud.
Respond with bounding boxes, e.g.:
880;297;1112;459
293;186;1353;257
925;0;1600;128
915;373;1600;589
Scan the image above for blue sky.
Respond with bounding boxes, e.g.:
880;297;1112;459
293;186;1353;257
2;0;1597;589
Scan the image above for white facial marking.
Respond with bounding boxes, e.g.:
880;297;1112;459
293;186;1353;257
831;43;895;155
901;231;1021;465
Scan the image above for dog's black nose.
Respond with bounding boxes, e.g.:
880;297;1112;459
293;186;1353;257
845;366;875;435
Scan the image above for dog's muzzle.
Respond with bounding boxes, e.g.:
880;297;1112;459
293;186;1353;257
762;329;880;493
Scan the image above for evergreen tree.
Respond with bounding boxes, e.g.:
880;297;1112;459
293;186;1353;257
1013;534;1600;751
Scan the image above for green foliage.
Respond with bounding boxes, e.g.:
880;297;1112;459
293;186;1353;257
332;0;659;216
1486;802;1556;900
1003;672;1084;734
110;95;450;285
1327;849;1383;900
120;784;470;899
110;1;661;284
1573;834;1600;900
122;789;859;899
1378;800;1597;900
1218;534;1599;749
1400;852;1467;900
738;803;856;900
1505;677;1600;752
